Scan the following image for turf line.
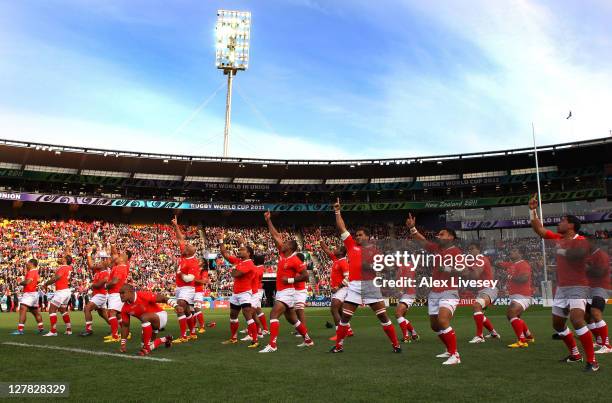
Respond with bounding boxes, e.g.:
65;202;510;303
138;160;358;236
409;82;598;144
2;342;173;362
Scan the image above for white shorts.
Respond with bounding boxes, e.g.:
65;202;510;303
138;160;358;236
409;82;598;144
589;287;610;300
332;287;349;302
156;310;168;330
275;288;296;308
49;289;71;307
90;294;108;309
399;294;417;308
509;294;532;311
229;291;253;307
345;280;384;306
294;289;308;308
107;293;124;312
552;286;589;318
251;290;264;309
477;288;498;304
19;292;39;308
193;292;204;308
175;286;195;305
427;290;459;316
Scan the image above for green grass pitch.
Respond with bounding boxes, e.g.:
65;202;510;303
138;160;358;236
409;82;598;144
1;306;611;402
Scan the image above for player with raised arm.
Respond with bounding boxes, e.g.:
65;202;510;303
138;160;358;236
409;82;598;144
103;242;131;343
496;247;535;348
12;259;45;335
406;213;461;365
586;241;611;354
118;284;173;356
42;246;73;336
170;215;199;344
466;242;500;343
79;247;111;336
529;196;599;372
320;241;354;341
259;211;313;353
330;199;401;354
218;233;259;348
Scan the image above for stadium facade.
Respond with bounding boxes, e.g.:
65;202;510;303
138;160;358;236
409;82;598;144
0;137;610;234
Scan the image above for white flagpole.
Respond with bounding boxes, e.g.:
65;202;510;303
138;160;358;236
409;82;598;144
532;123;551;305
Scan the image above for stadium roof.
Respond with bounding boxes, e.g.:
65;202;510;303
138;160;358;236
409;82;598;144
0;137;610;181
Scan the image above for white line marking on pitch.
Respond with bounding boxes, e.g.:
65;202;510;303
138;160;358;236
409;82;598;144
2;342;173;362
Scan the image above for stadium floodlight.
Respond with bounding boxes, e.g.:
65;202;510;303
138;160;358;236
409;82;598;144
215;10;251;157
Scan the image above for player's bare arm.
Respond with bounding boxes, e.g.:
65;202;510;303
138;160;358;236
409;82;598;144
264;210;284;249
405;213;427;242
120;316;130;352
511;273;529;283
294;270;309;283
44;273;61;287
320;241;335;259
218;238;234;261
528;195;548;238
105;276;119;291
171;215;186;244
18;277;32;287
230;268;245;278
333;198;348;234
155;294;170;304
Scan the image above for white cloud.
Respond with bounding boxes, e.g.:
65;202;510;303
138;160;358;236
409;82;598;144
382;0;612;148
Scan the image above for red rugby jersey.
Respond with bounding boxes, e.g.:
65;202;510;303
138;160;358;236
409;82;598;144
121;291;163;323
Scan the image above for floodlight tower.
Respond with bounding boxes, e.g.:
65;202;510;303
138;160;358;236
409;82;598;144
215;10;251;157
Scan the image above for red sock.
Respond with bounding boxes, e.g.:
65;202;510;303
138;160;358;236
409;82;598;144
196;311;205;328
382;322;399;348
398;318;409;339
62;312;71;329
247;320;258;342
510;318;525;342
405;320;415;334
599;323;610;347
258;313;268;331
187;315;195;335
577;327;596;364
473;312;484;337
482;316;494;332
522;320;531;338
109;316;118;337
178;315;187;338
560;329;580;358
18;323;24;332
269;319;280;348
439;328;457;354
50;313;58;333
335;322;350;349
85;321;92;332
294;321;311;342
142;323;153;350
230;319;239;340
37;322;44;331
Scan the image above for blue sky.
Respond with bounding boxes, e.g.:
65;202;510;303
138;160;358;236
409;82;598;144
0;0;611;159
